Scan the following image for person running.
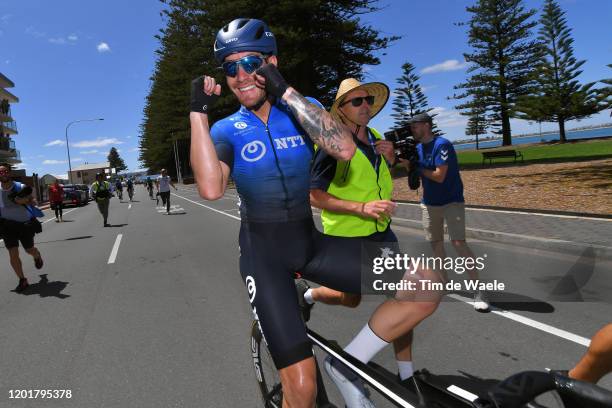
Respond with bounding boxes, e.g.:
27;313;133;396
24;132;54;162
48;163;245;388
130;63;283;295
0;164;44;292
115;178;123;201
146;177;154;199
190;18;441;407
48;179;64;222
126;178;134;201
90;173;112;227
301;77;423;383
156;169;176;214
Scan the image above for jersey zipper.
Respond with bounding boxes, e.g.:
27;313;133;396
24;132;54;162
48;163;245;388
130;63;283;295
251;110;291;216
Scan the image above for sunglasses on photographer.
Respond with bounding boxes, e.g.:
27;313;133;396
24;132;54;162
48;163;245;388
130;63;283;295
221;55;266;77
341;95;375;107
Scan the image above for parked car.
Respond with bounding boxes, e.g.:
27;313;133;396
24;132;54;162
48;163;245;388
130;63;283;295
62;184;88;207
75;184;91;201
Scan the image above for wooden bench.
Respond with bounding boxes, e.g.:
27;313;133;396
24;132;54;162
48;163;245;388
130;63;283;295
481;149;524;166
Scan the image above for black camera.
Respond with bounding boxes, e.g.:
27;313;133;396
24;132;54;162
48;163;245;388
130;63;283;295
384;127;421;190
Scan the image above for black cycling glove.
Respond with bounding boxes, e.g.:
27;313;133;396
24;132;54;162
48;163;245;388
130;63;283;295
190;76;219;114
256;64;289;99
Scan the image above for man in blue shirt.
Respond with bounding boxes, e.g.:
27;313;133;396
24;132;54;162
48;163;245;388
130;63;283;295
408;113;489;311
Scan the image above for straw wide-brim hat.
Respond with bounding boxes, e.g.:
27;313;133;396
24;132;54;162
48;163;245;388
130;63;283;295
330;78;390;122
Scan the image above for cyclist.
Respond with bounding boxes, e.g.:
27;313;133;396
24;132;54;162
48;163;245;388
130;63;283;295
190;18;441;408
115;178;123;201
126;178;134;201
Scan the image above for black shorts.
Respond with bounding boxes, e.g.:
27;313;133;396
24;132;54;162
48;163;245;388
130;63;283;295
239;218;399;369
0;219;35;250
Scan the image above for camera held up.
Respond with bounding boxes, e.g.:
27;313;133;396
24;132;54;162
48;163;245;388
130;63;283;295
384;127;421;190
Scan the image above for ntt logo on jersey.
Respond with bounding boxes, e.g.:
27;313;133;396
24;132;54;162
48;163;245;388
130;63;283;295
234;121;248;130
241;141;267;162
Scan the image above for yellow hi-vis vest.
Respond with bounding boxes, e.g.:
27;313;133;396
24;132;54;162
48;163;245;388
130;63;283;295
321;127;393;237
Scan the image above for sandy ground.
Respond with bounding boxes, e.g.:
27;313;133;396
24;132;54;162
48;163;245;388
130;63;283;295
393;158;612;215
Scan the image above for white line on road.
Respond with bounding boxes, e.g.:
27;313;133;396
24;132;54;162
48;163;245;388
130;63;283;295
41;208;79;224
448;293;591;347
128;204;132;209
107;234;123;264
172;193;241;221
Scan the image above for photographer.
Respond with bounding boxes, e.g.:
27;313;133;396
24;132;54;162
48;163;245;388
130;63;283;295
0;164;44;292
90;172;112;227
404;113;489;311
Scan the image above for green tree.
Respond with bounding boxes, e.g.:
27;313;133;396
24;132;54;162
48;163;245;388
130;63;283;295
600;64;612;111
516;0;601;142
108;147;127;173
139;0;398;173
463;93;489;148
452;0;541;146
391;62;442;135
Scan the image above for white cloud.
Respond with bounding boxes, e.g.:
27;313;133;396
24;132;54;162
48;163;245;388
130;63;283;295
430;106;467;128
421;85;437;92
45;139;65;147
72;157;84;162
72;138;122;148
68;34;78;41
49;37;67;45
421;59;468;74
43;159;67;165
1;14;12;23
25;26;46;38
128;147;139;153
80;149;100;154
97;42;111;53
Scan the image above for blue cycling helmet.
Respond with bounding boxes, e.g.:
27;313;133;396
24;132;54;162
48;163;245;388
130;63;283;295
214;18;277;63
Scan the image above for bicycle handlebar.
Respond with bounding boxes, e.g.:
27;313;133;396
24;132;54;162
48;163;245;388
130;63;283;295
486;370;612;408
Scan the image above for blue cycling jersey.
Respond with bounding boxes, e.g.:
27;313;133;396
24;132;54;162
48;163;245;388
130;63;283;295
210;98;322;222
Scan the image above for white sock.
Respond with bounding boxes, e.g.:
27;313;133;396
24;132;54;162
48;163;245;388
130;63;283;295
344;324;389;364
304;288;315;305
397;360;414;380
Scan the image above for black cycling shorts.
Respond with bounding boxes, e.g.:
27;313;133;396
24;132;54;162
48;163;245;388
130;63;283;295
0;219;35;250
239;218;399;369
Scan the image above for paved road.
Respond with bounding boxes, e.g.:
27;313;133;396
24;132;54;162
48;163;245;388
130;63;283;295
0;185;610;407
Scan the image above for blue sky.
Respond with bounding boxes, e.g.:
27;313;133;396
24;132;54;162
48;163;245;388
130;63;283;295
2;0;611;178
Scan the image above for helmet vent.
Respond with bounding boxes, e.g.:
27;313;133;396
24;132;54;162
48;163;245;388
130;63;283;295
255;26;265;39
237;19;249;29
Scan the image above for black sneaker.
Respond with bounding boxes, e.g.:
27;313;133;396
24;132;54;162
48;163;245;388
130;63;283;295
295;279;314;322
15;278;29;292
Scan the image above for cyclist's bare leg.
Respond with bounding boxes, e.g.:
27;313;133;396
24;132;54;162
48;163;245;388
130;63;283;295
279;357;317;408
393;330;413;361
311;286;361;308
369;267;442;343
569;323;612;383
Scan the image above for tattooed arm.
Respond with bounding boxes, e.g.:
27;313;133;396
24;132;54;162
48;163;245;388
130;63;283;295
283;88;356;161
255;64;355;161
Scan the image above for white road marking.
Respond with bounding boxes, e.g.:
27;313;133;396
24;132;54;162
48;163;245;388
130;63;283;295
42;208;79;224
128;204;132;209
448;293;591;347
107;234;123;264
171;193;241;221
